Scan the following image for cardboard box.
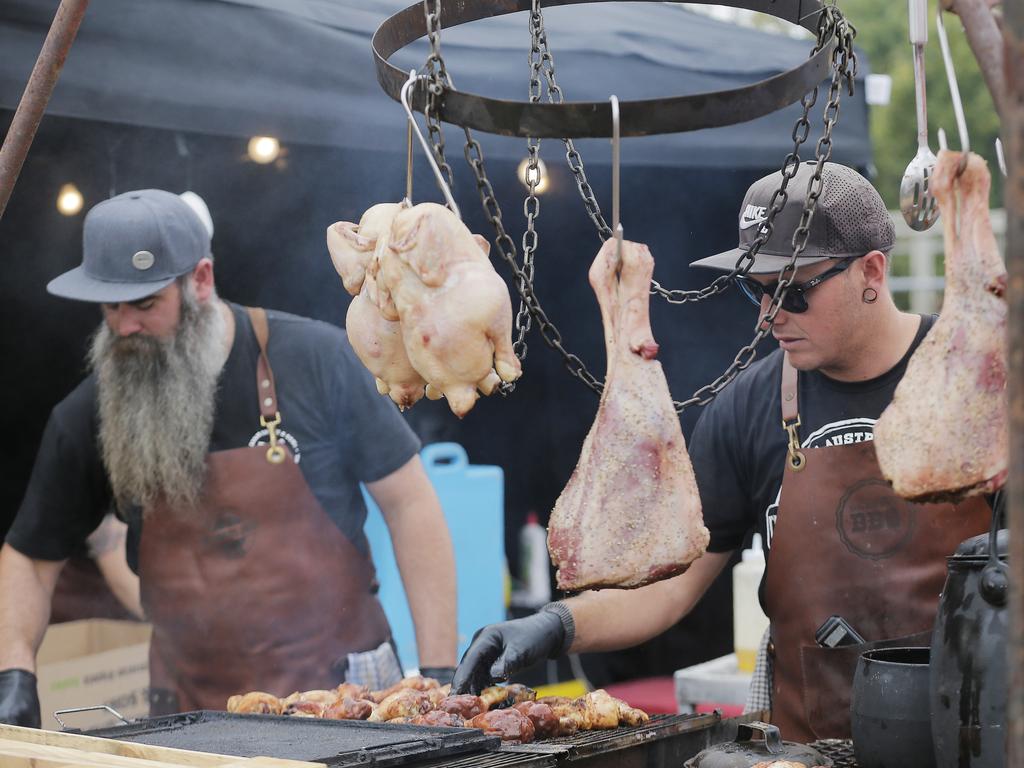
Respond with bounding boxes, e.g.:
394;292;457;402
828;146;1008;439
36;619;151;731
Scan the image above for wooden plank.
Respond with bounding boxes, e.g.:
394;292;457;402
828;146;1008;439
0;726;325;767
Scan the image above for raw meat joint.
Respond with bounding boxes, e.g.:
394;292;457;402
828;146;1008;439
875;150;1008;502
547;238;709;591
327;202;521;416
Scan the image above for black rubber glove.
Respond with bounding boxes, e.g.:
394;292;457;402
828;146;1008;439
451;609;566;695
0;669;41;728
419;666;456;686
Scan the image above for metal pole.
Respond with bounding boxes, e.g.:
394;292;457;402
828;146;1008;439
1004;0;1024;764
0;0;90;220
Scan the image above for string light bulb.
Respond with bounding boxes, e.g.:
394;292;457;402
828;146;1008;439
517;157;549;194
56;183;83;216
247;136;281;164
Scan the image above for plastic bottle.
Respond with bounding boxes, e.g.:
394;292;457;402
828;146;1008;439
517;512;552;608
732;533;770;673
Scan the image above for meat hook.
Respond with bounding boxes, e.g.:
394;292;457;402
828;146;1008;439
610;94;623;260
935;8;969;177
400;69;461;219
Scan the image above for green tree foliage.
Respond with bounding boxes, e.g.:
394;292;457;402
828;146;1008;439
840;0;1003;208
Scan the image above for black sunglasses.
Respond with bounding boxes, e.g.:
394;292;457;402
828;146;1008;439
734;258;856;314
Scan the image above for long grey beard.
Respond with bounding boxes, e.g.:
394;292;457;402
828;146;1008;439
89;291;227;514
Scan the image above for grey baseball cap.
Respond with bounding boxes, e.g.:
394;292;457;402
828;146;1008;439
691;161;895;275
47;189;212;303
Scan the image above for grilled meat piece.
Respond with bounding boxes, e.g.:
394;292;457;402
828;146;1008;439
468;708;536;743
535;696;587;733
368;688;433;722
478;683;535;710
437;694;486;719
547;238;709;590
513;701;561;739
370;675;441;703
286;700;327;718
334;683;372;701
410;710;467;727
323;696;376;721
225;691;283;715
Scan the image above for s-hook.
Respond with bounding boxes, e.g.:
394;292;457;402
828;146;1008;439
935;8;969;175
610;95;623;259
400;69;461;218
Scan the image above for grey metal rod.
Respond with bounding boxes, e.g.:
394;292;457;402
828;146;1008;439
0;0;89;220
1004;0;1024;763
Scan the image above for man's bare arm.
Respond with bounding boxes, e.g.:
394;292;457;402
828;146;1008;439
366;455;457;668
0;544;65;671
565;550;733;653
87;514;143;620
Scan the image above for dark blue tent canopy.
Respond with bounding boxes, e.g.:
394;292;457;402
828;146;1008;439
0;0;871;167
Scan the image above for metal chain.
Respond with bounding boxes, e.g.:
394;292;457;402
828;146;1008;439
418;0;856;410
675;3;857;410
423;0;455;191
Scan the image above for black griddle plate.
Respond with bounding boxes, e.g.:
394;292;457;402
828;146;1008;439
83;710;499;766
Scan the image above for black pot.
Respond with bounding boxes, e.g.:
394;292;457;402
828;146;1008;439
929;506;1009;768
850;647;934;768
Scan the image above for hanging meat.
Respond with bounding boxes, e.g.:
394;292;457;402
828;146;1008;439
382;202;522;417
874;150;1008;502
547;238;709;590
327;204;428;408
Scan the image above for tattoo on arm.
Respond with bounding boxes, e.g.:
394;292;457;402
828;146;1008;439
86;514;128;558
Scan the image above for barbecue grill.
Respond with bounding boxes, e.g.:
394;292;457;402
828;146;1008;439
83;710;757;767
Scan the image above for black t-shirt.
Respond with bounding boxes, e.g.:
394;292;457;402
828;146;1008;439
7;303;421;568
690;314;935;559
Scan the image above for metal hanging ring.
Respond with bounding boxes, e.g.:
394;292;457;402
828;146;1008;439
373;0;837;138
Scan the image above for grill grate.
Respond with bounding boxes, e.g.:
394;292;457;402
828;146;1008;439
810;738;859;768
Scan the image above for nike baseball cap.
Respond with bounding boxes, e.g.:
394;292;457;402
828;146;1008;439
47;189;212;303
691;161;895;275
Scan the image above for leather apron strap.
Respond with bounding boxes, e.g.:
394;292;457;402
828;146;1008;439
246;307;287;465
763;353;990;742
139;307;391;714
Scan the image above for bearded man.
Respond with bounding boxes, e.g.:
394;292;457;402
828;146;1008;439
0;189;457;726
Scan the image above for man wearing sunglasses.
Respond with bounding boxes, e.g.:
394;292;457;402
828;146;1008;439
450;161;990;742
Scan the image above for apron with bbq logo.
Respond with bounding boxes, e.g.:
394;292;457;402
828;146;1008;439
763;353;989;742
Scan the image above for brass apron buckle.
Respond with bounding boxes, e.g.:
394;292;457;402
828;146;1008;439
782;416;807;472
259;412;287;465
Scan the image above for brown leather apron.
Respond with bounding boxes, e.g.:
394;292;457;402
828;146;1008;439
763;354;989;742
139;308;391;714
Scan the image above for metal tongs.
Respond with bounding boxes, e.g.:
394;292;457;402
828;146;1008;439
899;0;939;231
399;69;461;219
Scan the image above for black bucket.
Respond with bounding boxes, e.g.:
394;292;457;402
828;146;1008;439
851;646;934;768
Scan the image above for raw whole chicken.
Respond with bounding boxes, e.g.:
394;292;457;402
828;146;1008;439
327;204;427;408
874;151;1008;501
547;238;709;590
384;202;522;417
